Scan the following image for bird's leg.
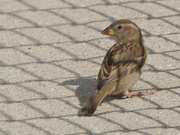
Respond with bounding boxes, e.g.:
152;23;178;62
110;88;134;99
122;89;156;98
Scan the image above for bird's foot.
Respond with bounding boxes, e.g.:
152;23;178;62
124;89;156;98
110;88;134;99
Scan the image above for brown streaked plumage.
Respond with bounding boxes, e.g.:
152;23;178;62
81;19;155;116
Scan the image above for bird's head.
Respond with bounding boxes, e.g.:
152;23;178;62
101;19;142;42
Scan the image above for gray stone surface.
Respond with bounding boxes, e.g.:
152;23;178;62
0;0;180;134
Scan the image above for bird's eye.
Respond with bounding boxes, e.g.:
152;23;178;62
118;25;122;29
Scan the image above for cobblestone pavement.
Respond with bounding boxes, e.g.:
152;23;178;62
0;0;180;134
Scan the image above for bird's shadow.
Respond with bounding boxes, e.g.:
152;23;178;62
60;77;96;106
60;76;115;108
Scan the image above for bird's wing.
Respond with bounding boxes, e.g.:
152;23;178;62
96;41;146;90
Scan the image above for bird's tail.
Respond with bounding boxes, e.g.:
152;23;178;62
80;89;108;116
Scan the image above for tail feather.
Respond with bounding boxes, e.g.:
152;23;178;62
80;90;107;116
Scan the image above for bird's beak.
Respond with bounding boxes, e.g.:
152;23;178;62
101;27;116;35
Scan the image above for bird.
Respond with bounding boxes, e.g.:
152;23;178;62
80;19;155;116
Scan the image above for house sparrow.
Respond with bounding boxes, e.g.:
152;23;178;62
81;19;155;116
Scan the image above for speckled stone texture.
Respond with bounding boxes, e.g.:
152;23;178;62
0;0;180;134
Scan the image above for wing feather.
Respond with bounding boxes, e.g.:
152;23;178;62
97;41;146;90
